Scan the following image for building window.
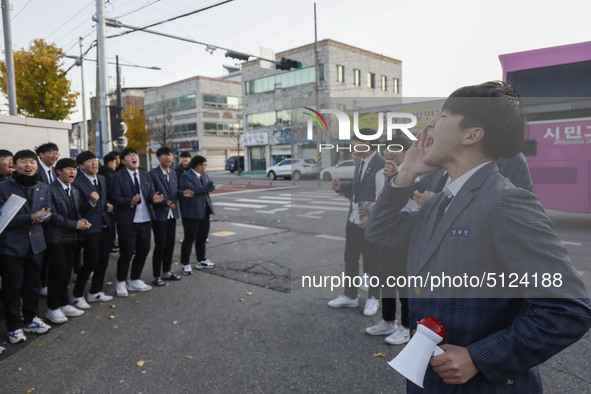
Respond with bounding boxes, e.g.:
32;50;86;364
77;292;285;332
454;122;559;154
381;75;387;91
393;78;400;93
245;66;319;95
336;65;345;83
367;72;375;89
203;122;242;136
145;94;196;116
353;69;360;86
202;94;242;110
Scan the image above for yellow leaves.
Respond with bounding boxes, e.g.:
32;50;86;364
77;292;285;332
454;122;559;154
373;352;386;358
80;331;86;335
109;315;116;320
110;305;116;309
113;326;119;329
173;321;178;325
36;343;45;347
106;281;113;285
239;298;244;302
246;292;253;296
125;106;149;151
26;388;35;393
185;355;192;359
136;360;145;367
17;367;22;372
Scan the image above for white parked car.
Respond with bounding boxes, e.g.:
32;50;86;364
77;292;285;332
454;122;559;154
319;160;355;181
266;159;321;180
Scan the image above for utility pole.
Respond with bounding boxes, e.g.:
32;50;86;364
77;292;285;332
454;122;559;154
96;0;110;157
1;0;17;115
78;37;88;150
314;3;321;166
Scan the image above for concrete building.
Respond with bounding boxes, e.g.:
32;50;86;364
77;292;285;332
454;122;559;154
144;76;242;171
0;115;70;154
241;39;402;172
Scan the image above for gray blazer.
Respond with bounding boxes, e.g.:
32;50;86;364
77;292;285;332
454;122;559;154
0;178;51;256
179;170;215;220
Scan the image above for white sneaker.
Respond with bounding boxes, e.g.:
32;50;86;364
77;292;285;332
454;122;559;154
127;279;152;292
23;317;51;334
116;281;128;297
366;319;398;336
61;305;84;317
70;295;91;310
7;328;26;344
359;274;369;292
46;308;68;324
195;259;214;269
87;292;113;303
328;295;358;308
385;326;411;345
40;286;48;297
363;297;379;316
182;265;193;275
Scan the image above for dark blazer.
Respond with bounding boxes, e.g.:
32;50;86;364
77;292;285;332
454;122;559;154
98;165;115;202
73;173;111;233
179;170;215;220
37;163;57;184
0;178;50;256
149;167;180;222
43;181;82;244
110;169;156;224
366;163;591;393
339;153;385;219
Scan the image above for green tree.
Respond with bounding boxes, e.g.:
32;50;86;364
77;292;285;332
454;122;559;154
0;39;78;120
124;106;149;151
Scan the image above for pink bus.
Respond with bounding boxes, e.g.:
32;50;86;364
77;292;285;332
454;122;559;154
500;41;591;213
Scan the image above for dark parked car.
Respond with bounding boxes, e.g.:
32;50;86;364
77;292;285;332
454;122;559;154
225;156;244;173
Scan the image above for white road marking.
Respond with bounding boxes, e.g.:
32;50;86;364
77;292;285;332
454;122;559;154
223;207;240;211
256;208;290;214
291;204;349;212
316;234;346;242
562;241;582;246
216;202;267;209
237;198;290;205
230;223;269;230
297;210;325;219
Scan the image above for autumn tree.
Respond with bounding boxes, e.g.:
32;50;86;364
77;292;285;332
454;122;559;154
148;99;176;148
124;106;149;151
0;39;78;120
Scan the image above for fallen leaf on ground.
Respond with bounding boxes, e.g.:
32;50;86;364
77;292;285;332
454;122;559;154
106;281;113;285
110;305;116;309
239;298;244;302
185;355;192;359
95;316;101;319
246;292;253;295
17;367;22;372
233;332;238;335
36;343;44;347
136;360;145;367
80;331;86;335
173;321;178;325
373;352;386;357
26;388;35;393
109;315;116;319
119;380;125;383
57;331;62;334
113;326;119;329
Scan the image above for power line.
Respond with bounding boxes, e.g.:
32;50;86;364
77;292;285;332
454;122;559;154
45;0;95;41
11;0;33;21
106;0;234;39
114;0;162;19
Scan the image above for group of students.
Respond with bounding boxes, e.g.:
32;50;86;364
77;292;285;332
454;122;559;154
328;81;591;392
0;145;215;347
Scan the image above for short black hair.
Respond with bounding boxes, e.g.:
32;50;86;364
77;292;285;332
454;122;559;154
13;150;38;162
180;151;192;159
189;155;207;169
0;149;13;158
120;148;137;160
157;147;173;157
76;150;97;165
103;153;116;165
35;142;59;155
108;150;120;157
442;81;526;159
56;158;78;171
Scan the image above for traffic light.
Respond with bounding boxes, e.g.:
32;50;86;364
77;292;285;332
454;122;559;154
225;50;251;61
276;57;302;71
109;105;124;140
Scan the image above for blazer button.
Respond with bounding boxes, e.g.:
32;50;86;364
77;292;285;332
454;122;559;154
506;379;513;385
414;287;421;295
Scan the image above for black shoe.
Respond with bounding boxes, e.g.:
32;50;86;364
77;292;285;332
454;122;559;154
162;273;181;281
152;278;165;286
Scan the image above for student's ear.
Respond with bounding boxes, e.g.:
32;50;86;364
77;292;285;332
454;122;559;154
463;127;485;146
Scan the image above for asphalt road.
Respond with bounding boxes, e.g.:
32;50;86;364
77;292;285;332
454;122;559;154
1;178;590;393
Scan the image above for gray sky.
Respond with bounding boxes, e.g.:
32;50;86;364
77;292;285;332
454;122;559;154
2;0;591;122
